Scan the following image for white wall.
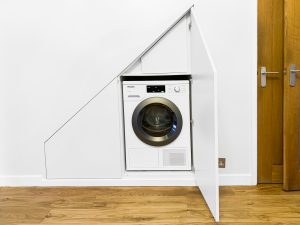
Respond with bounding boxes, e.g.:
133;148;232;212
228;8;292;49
194;0;257;184
0;0;257;185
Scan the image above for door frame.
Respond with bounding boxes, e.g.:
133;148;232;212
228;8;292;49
252;0;258;185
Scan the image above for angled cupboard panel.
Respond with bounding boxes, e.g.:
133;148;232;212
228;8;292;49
141;14;189;74
45;79;122;179
122;10;193;76
190;9;219;221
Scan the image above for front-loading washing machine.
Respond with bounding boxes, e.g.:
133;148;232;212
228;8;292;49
122;78;191;171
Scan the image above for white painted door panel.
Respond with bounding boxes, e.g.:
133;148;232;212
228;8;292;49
45;79;122;179
190;9;219;221
141;15;189;74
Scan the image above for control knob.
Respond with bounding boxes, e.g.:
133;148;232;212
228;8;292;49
174;86;181;93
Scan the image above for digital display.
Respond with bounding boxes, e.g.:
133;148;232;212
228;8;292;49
147;85;165;93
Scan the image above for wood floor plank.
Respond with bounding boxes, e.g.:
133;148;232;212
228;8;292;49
1;185;300;225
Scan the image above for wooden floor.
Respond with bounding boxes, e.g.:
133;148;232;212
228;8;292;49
1;185;300;225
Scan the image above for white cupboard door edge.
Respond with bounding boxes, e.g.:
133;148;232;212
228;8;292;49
190;8;219;222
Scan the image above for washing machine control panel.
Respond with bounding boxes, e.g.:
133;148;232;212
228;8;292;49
123;81;189;102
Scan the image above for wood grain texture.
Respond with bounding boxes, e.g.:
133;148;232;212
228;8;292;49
272;165;283;183
258;0;284;183
1;185;300;224
283;0;300;190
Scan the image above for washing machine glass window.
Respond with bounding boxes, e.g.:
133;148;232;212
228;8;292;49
140;103;173;137
132;97;182;146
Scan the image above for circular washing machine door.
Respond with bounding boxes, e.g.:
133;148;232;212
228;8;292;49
132;97;183;146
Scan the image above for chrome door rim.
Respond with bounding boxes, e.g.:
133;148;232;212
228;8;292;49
132;97;183;146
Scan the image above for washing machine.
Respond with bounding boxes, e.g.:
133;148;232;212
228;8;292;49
122;78;191;171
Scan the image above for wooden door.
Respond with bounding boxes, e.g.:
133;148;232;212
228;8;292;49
258;0;284;183
283;0;300;191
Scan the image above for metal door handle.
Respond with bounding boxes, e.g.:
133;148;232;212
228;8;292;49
289;64;300;87
260;67;280;87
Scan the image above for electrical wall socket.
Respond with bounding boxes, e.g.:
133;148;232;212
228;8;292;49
218;158;226;168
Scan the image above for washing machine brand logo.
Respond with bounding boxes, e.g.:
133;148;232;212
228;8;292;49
127;85;135;88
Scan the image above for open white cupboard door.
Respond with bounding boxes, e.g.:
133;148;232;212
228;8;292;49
190;9;219;221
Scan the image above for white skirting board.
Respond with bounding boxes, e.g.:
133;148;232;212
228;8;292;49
0;173;256;186
219;174;256;186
